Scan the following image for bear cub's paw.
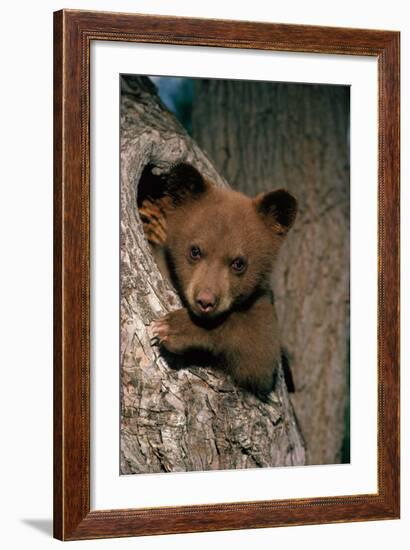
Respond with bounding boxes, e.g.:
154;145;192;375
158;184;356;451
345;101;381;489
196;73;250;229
150;308;192;354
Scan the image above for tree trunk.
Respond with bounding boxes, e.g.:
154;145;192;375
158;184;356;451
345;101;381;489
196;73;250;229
120;75;305;474
192;80;350;465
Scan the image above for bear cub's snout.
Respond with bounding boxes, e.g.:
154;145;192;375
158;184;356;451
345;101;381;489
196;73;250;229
195;289;217;314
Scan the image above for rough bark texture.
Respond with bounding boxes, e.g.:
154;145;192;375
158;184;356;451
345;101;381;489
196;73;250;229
120;75;305;474
192;80;350;465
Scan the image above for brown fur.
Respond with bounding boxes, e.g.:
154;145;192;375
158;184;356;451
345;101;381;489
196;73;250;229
149;163;297;396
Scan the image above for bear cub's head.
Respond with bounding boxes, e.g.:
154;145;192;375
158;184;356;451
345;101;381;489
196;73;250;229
162;163;297;321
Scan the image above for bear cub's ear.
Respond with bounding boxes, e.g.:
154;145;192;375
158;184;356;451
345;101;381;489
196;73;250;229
255;189;298;235
164;163;208;206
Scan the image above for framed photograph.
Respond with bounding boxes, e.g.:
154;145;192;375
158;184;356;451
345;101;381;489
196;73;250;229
54;9;400;540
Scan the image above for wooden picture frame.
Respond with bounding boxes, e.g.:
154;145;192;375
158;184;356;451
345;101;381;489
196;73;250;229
53;9;400;540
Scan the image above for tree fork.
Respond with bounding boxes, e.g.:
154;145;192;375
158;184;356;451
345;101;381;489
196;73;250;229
120;75;305;474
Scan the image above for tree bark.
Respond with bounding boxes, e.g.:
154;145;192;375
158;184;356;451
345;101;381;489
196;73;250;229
192;80;350;465
120;75;305;474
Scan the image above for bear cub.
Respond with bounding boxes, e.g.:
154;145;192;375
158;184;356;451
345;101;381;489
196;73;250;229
149;163;297;396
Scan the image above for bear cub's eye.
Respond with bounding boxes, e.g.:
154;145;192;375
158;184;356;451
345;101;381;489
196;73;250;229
231;257;247;273
190;246;201;260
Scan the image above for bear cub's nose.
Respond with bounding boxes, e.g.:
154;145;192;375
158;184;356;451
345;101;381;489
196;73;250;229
196;290;217;313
